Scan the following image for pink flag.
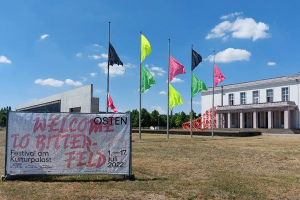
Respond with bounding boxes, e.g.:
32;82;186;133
169;55;186;82
214;64;226;87
107;93;118;113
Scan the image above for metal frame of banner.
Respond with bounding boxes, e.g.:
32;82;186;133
2;111;9;181
2;111;134;181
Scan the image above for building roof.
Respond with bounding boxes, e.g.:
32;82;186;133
202;73;300;94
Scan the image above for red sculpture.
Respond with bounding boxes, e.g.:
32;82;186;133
182;107;217;130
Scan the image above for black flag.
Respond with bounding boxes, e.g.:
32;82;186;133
109;42;123;66
192;49;202;70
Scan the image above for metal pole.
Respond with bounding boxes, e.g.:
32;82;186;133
211;50;215;137
190;45;193;138
167;39;170;139
106;22;111;113
139;31;142;140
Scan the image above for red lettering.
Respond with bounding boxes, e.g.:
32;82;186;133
96;151;106;167
64;151;76;168
76;151;88;167
36;134;46;151
70;134;82;149
86;151;96;167
77;118;88;132
46;134;60;150
61;134;70;149
48;117;60;133
33;117;46;133
11;134;20;148
69;118;78;132
82;134;92;152
104;123;114;133
59;117;69;133
89;118;103;135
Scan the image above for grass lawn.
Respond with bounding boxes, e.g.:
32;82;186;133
1;129;300;199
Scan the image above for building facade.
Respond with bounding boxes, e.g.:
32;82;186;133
201;73;300;129
16;84;99;113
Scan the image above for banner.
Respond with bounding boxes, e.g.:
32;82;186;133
5;112;131;176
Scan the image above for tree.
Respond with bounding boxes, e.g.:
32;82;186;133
141;108;151;127
189;110;197;121
130;109;139;128
0;106;11;126
175;114;182;127
150;110;159;127
158;114;167;127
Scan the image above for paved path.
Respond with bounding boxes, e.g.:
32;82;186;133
263;133;300;137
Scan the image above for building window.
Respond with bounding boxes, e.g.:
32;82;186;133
229;93;234;105
282;87;289;101
240;92;246;104
266;89;273;103
253;91;259;104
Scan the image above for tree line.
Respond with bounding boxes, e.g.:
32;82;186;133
126;108;201;129
0;106;11;126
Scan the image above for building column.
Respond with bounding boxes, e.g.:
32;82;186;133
284;109;290;129
228;113;231;128
253;111;257;129
268;110;273;129
240;112;244;129
216;113;220;128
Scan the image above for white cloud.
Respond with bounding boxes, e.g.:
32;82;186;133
220;12;243;20
93;44;100;47
159;91;167;95
101;53;108;59
124;63;136;68
88;55;101;60
151;66;166;76
88;53;108;60
40;34;49;40
65;79;83;86
76;53;82;57
171;77;184;83
267;62;276;66
206;17;270;41
206;21;232;40
0;55;11;64
34;78;64;87
90;72;97;77
151;106;166;114
98;62;125;76
207;48;251;63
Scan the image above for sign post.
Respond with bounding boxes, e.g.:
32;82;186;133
2;111;133;180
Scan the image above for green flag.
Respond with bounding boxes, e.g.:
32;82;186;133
141;34;151;62
169;84;183;109
192;74;207;98
141;65;156;93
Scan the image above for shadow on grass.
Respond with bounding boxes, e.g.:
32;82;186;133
3;175;167;183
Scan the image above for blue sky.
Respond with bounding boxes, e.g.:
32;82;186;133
1;0;300;115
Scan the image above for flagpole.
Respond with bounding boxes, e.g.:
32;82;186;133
167;39;170;139
106;21;111;114
211;50;215;137
139;31;142;140
190;45;193;138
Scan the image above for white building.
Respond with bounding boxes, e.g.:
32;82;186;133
16;84;99;113
201;73;300;130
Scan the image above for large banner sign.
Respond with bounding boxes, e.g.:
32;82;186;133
5;112;131;176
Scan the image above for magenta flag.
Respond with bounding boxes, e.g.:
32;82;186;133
214;64;226;87
107;93;118;113
169;55;186;82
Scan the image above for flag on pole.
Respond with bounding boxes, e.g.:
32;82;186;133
191;50;202;70
141;65;156;93
169;84;183;109
192;74;207;98
169;55;186;82
109;42;123;66
141;34;151;62
214;64;226;87
107;92;118;113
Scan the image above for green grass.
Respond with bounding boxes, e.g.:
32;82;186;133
1;130;300;199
